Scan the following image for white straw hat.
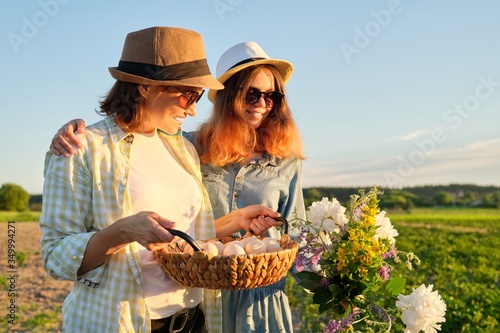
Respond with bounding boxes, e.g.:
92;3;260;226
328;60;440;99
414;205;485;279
207;41;293;102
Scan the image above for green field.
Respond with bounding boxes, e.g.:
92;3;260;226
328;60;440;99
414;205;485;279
287;208;500;333
2;209;499;332
0;211;41;222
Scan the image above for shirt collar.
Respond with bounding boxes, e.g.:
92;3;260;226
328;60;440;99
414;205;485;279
104;116;131;142
255;153;280;167
104;116;183;142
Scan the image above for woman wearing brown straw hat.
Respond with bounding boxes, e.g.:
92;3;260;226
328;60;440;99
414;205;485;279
40;27;281;333
50;41;305;332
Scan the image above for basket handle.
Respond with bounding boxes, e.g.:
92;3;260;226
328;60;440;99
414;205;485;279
168;217;288;251
248;216;289;235
167;229;201;252
273;216;289;235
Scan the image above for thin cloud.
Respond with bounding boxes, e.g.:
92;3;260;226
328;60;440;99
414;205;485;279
303;138;500;188
399;129;430;141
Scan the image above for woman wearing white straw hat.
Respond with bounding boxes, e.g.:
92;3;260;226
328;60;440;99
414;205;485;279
50;41;305;332
194;41;305;333
40;27;281;333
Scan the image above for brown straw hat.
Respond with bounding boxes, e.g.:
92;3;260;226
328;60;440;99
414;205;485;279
109;26;223;90
207;41;293;102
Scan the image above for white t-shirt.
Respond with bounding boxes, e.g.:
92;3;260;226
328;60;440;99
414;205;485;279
128;130;202;319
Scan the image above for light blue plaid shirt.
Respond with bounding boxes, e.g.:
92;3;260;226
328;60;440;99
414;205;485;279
40;117;221;332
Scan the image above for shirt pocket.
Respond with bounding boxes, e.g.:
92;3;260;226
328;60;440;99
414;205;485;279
201;169;224;195
201;170;223;183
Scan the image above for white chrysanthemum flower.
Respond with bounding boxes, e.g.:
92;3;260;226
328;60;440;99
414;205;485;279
317;230;332;246
307;197;348;232
373;210;398;244
307;198;330;228
396;284;447;333
321;218;336;232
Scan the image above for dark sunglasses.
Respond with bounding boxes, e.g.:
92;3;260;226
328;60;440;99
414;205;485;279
170;86;205;109
244;87;284;108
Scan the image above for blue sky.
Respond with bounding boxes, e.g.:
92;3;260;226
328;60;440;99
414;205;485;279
1;1;499;194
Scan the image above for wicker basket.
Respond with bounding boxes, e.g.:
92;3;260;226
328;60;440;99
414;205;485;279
154;217;299;290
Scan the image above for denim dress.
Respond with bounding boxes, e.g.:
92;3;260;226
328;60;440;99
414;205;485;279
184;131;306;333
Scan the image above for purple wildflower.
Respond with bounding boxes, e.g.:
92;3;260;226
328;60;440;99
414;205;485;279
294;233;305;244
305;233;317;244
320;277;331;289
311;251;323;266
294;226;311;244
338;224;348;236
371;304;391;322
295;255;305;272
322;310;359;333
383;244;398;259
296;240;324;271
378;265;391;281
323;319;341;333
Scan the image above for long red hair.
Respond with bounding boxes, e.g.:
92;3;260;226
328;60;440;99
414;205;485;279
196;65;305;166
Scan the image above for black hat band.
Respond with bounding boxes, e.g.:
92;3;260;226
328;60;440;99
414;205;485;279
117;59;210;81
228;57;267;71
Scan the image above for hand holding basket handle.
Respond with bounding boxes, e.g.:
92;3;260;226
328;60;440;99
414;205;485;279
156;216;299;290
167;229;202;251
167;216;289;252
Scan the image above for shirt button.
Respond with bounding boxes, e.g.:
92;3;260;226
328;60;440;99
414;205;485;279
121;178;127;185
234;193;239;198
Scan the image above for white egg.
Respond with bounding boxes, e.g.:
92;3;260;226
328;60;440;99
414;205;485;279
239;236;256;247
244;238;266;254
210;240;225;255
224;240;243;249
262;237;282;252
199;242;219;257
222;242;246;256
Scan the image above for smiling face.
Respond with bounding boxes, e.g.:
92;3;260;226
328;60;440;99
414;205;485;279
138;85;201;134
238;68;276;129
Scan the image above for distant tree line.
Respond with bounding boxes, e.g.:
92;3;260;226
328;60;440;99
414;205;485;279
303;184;500;211
1;183;500;212
29;193;43;211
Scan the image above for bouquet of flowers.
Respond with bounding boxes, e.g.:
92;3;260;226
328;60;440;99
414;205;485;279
292;187;446;333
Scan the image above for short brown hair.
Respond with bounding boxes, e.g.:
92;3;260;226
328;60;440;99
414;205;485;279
97;81;145;132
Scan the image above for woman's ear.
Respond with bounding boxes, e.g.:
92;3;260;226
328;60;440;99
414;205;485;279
138;84;149;97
